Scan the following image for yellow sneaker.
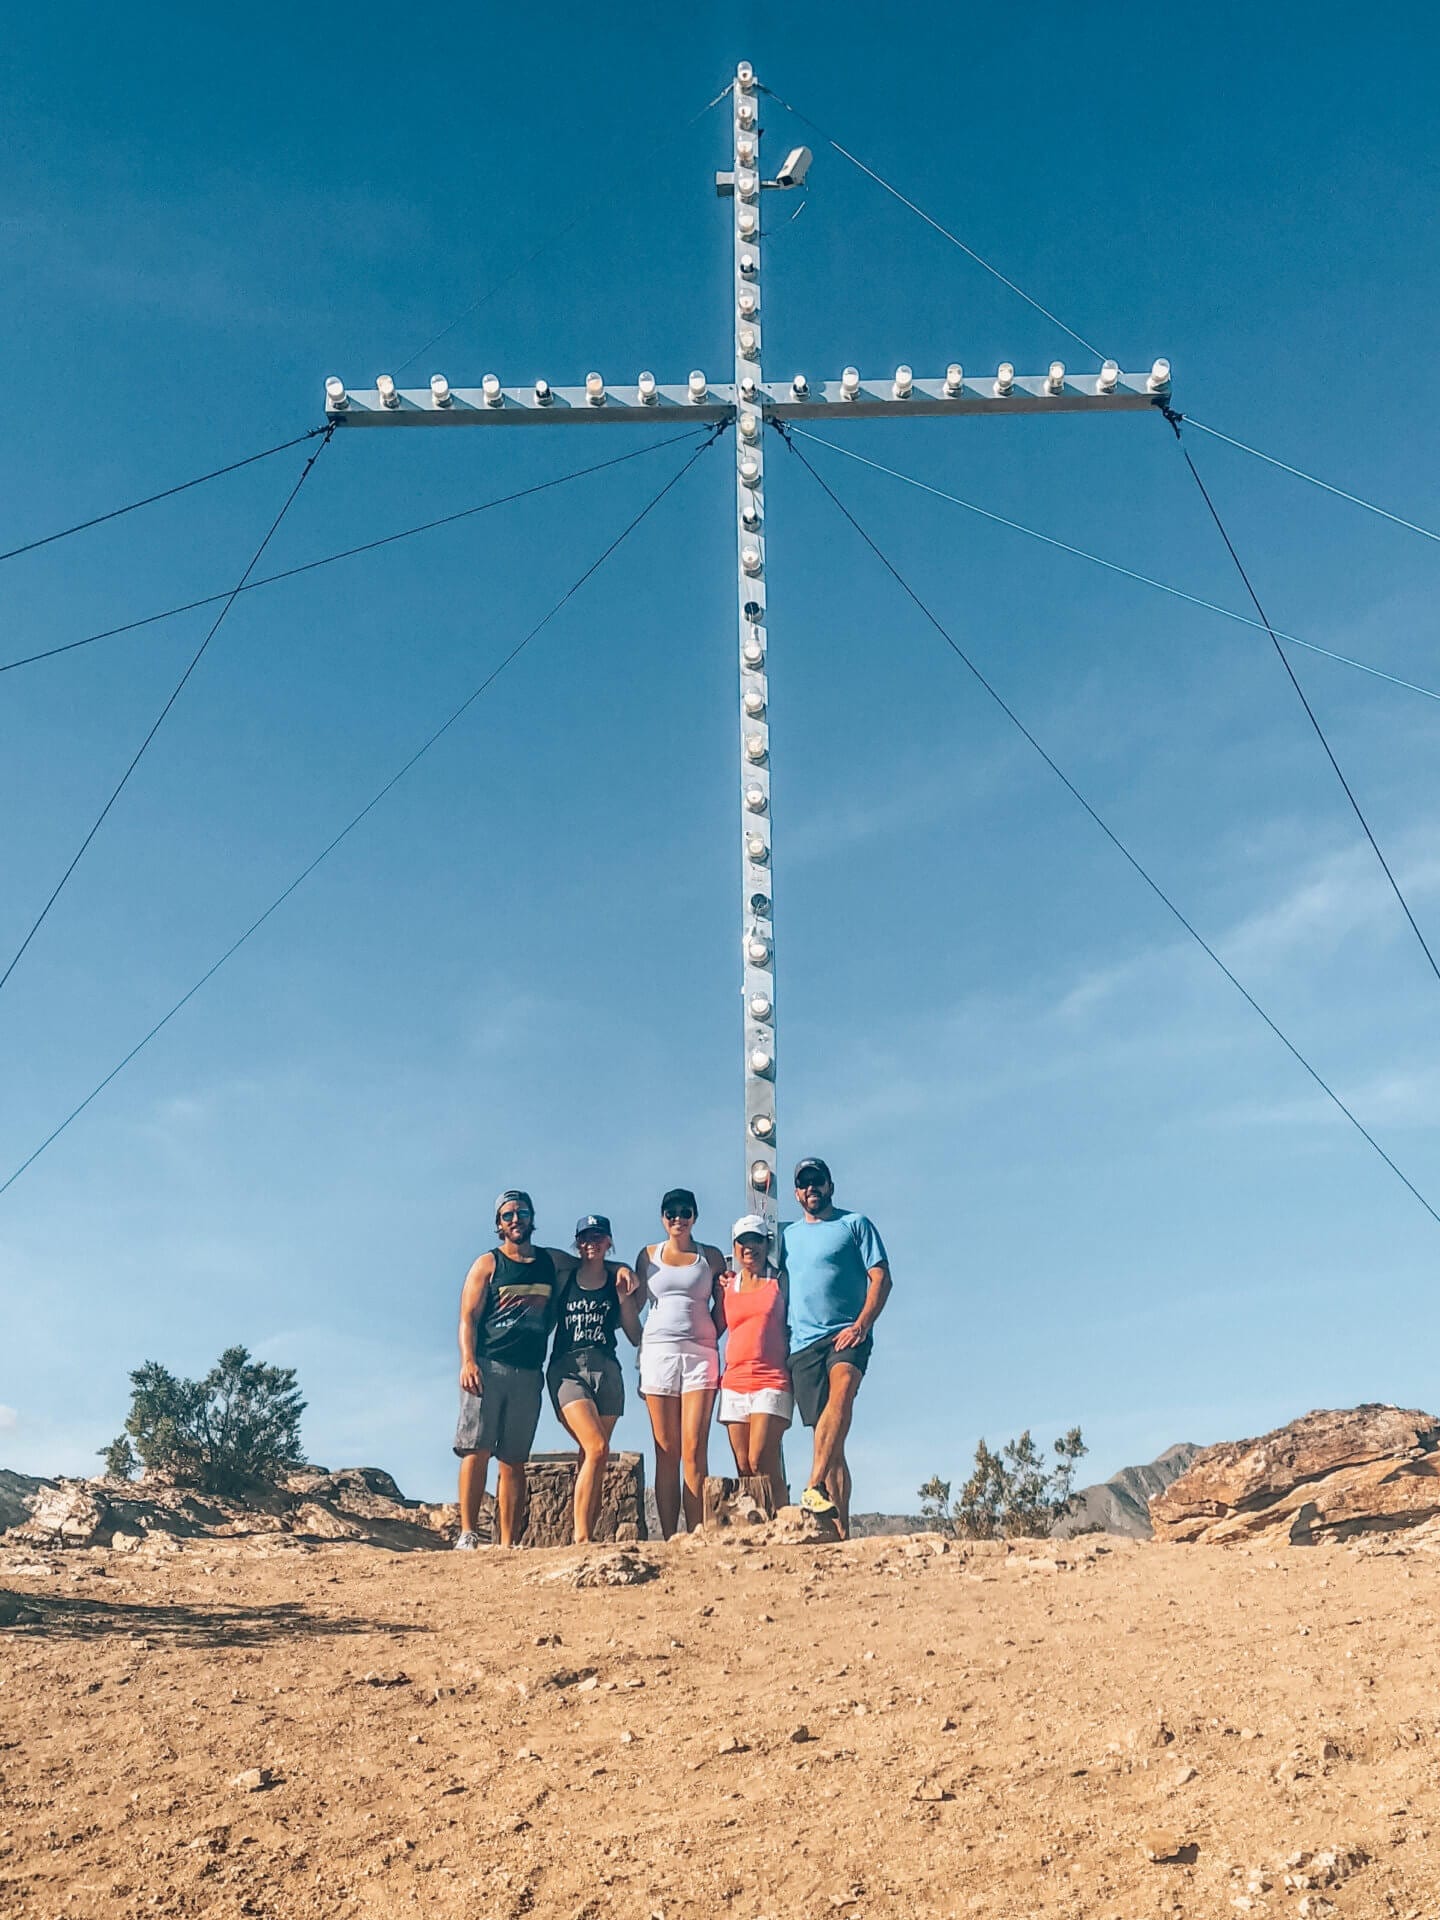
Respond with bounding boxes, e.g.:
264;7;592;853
801;1485;838;1519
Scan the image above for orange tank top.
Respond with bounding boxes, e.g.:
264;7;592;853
720;1275;791;1393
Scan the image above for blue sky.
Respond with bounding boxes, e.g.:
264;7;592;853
4;1;1440;1510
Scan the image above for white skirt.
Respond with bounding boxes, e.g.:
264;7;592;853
639;1342;720;1397
719;1385;794;1424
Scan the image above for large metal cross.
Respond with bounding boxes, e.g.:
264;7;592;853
321;59;1169;1227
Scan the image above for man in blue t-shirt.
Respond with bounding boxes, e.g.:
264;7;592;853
780;1156;892;1538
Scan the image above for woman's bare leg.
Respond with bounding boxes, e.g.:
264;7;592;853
725;1420;755;1475
679;1388;716;1532
559;1398;615;1544
645;1393;683;1539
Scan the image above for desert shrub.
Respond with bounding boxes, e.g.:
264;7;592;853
920;1427;1086;1539
100;1346;306;1494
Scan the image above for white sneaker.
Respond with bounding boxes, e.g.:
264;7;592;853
453;1529;483;1551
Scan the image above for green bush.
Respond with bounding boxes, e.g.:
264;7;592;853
920;1427;1087;1540
100;1346;306;1494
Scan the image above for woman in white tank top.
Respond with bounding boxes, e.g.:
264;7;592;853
635;1186;726;1538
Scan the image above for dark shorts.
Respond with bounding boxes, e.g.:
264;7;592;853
789;1331;873;1429
547;1350;625;1421
452;1357;544;1465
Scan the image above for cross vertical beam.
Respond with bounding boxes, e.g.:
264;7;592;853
732;63;778;1223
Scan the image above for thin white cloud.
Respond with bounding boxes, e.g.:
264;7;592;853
0;1405;17;1431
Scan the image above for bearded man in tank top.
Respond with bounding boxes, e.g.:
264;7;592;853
781;1156;893;1540
453;1190;576;1549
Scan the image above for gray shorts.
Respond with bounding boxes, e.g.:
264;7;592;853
547;1350;625;1421
453;1358;543;1465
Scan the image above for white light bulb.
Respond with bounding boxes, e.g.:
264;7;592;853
739;455;760;484
944;363;964;395
741;634;764;666
585;371;605;404
534;378;552;404
746;834;768;863
737;134;757;165
429;373;452;406
1098;359;1120;393
841;366;861;398
736;59;754;89
739;374;758;399
741;545;762;574
994;362;1015;395
482;373;502;406
749;1047;773;1076
741;502;760;529
1046;361;1066;394
747;936;770;965
745;785;767;812
739;411;760;440
750;1114;775;1140
745;732;767;761
688;370;707;401
737;206;757;235
738;327;757;354
637;371;657;404
743;688;766;716
893;364;913;398
376;374;398;407
749;992;772;1021
739;250;758;275
791;373;809;396
1147;357;1172;393
737;170;758;200
737;287;758;315
738;97;756;127
325;376;348;409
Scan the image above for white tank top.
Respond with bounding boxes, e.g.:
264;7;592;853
642;1246;718;1349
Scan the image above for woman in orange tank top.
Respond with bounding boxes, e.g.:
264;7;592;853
718;1215;793;1513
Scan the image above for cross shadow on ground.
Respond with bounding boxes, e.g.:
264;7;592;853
1;1588;428;1648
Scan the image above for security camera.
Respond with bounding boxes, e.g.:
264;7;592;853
775;145;812;188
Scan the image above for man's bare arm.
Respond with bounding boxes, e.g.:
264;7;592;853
458;1252;496;1392
833;1263;892;1350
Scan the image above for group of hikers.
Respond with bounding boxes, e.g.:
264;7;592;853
453;1157;892;1546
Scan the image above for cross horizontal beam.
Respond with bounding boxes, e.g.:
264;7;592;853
323;370;1167;426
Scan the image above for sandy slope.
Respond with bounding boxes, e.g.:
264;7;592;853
2;1528;1438;1919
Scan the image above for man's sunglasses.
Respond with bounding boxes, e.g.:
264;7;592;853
663;1207;696;1221
499;1208;534;1223
795;1177;830;1191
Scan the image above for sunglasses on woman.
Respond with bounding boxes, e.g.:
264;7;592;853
663;1207;695;1221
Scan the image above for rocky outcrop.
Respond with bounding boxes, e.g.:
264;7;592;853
1149;1405;1440;1546
1053;1443;1201;1540
3;1455;648;1553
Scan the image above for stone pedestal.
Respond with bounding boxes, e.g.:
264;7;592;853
513;1451;647;1547
702;1474;776;1529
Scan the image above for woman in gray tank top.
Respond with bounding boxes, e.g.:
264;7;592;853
547;1214;641;1543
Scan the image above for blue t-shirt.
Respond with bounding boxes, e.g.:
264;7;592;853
781;1208;889;1354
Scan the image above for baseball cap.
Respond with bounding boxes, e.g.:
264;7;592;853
575;1214;612;1239
660;1187;698;1216
494;1188;534;1222
731;1214;771;1242
793;1157;831;1186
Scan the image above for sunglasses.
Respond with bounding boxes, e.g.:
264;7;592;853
795;1177;829;1191
663;1207;696;1221
499;1208;534;1223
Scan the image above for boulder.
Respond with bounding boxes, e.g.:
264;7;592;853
13;1479;110;1547
1150;1405;1440;1546
517;1452;647;1548
0;1470;53;1535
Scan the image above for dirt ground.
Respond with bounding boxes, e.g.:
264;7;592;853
2;1526;1438;1920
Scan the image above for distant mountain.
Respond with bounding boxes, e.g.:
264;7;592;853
1052;1443;1201;1540
847;1511;928;1538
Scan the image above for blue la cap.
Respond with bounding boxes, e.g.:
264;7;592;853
574;1214;612;1239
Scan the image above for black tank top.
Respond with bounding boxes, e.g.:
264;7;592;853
475;1246;559;1370
551;1262;621;1362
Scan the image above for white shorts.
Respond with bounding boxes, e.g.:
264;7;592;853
639;1343;719;1397
719;1386;794;1424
